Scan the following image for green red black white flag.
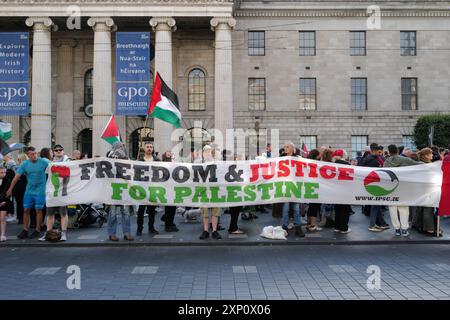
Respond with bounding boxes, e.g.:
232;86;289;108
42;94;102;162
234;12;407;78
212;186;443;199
148;72;181;128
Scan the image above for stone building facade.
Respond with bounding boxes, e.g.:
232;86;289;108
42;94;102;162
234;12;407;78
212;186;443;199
0;0;449;160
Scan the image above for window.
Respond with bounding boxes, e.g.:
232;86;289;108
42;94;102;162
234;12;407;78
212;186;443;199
248;78;266;110
299;78;316;110
84;68;93;106
188;68;206;111
401;78;418;110
181;128;212;162
76;129;92;158
351;78;367;110
401;31;416;56
350;31;366;56
351;135;368;159
248;31;265;56
300;135;317;152
299;31;316;56
402;135;416;151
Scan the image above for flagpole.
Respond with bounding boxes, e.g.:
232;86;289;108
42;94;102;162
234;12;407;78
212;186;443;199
137;114;150;160
437;215;440;238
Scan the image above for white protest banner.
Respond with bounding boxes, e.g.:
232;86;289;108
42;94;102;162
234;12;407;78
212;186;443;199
46;157;445;208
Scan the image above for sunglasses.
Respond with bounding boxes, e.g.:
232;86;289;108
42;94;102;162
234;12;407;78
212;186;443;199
54;149;63;152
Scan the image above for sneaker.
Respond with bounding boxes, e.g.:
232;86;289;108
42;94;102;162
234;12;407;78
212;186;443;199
288;222;294;230
368;226;383;232
29;230;41;239
395;229;401;236
143;213;148;217
0;236;7;242
295;226;305;238
378;224;390;230
165;225;179;232
199;231;209;240
6;215;17;223
212;231;222;240
124;234;134;241
60;231;67;241
38;233;47;242
401;229;409;237
17;230;28;239
340;228;352;234
149;228;159;235
308;225;322;232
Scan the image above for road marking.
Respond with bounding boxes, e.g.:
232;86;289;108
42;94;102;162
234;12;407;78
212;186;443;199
425;264;450;272
131;266;159;274
329;265;357;273
29;267;61;275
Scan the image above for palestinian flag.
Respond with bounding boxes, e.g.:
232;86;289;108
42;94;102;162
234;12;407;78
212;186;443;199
101;115;121;145
301;143;309;157
148;72;181;128
0;138;12;156
0;121;12;141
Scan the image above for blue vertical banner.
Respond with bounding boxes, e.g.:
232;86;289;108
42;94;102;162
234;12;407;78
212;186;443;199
115;32;151;115
0;32;29;115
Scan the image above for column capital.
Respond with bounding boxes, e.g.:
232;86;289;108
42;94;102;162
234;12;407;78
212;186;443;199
25;17;58;32
149;17;177;32
210;17;236;31
55;39;78;48
87;17;116;32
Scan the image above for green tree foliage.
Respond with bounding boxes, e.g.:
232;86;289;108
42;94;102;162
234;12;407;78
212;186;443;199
413;114;450;148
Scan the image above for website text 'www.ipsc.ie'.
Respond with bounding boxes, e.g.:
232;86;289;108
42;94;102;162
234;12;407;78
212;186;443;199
355;196;400;202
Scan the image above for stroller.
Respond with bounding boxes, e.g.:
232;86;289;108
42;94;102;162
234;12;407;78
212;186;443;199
72;203;108;229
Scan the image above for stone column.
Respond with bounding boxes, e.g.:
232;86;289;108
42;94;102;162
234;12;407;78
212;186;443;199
87;17;115;157
149;17;176;155
55;39;77;153
25;17;57;151
210;17;236;142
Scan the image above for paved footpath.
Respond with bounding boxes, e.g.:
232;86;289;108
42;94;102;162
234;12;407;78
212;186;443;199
1;206;450;246
1;244;450;300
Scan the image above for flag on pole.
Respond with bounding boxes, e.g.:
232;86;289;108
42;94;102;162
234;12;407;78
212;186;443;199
301;143;309;157
0;121;12;141
9;143;25;152
148;72;181;128
101;115;121;146
0;139;12;156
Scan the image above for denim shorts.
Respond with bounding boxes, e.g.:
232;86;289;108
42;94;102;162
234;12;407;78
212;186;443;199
23;194;46;210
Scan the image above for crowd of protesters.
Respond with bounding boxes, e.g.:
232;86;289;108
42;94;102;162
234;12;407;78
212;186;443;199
0;139;448;243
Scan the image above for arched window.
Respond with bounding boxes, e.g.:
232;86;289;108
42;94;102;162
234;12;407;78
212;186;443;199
23;130;56;149
130;127;154;160
76;129;92;158
188;68;206;111
84;68;93;107
180;127;211;162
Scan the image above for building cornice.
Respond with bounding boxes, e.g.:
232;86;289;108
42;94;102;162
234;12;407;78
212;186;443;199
235;9;450;18
0;0;233;17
